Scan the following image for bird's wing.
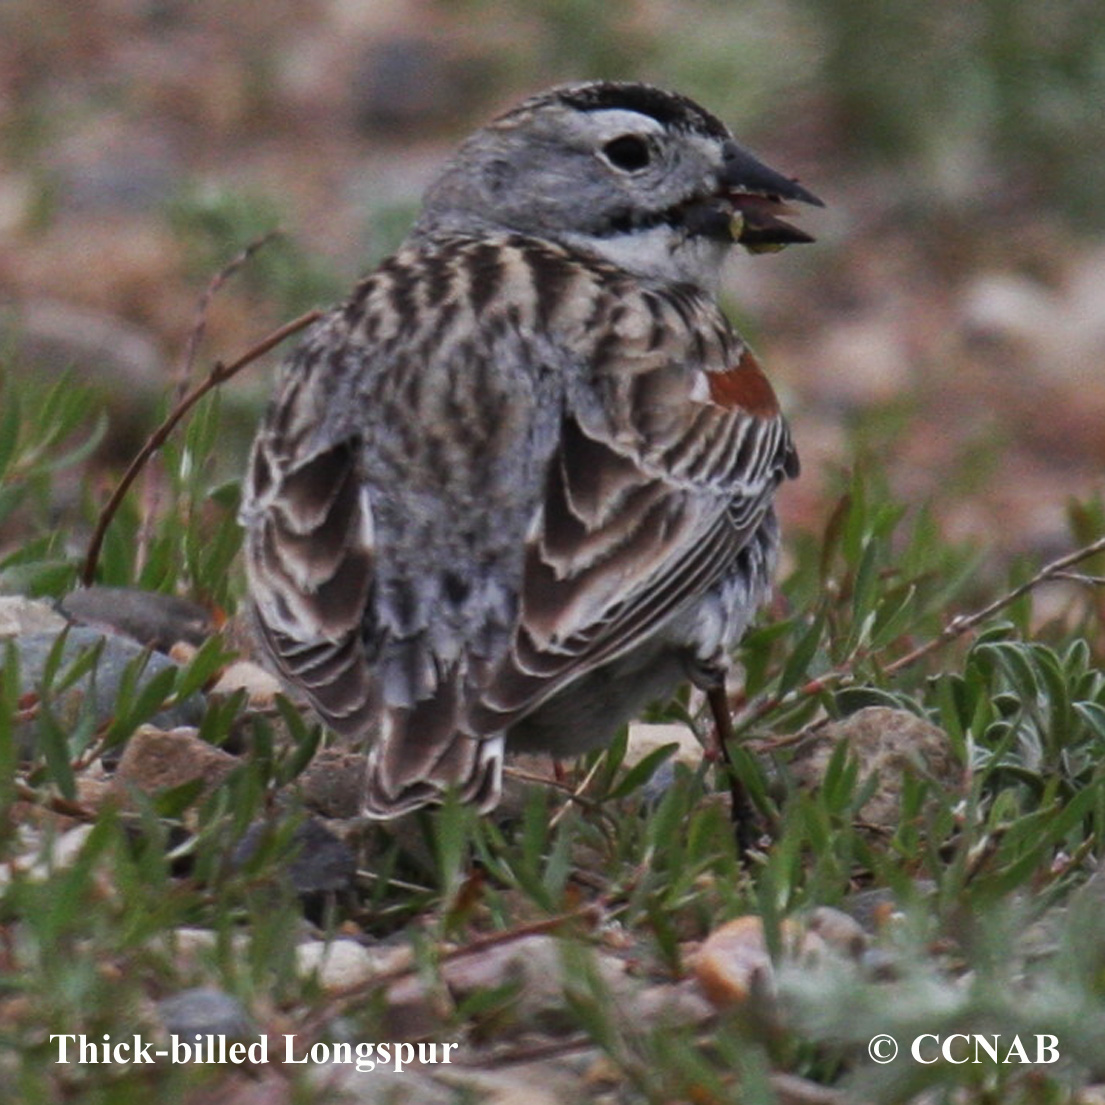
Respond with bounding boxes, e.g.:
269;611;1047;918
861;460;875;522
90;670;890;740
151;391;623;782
241;315;379;738
474;293;797;732
240;245;562;816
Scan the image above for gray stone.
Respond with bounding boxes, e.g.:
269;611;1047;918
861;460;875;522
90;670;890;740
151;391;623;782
296;749;365;819
14;627;204;756
158;987;254;1040
59;586;214;650
310;1063;456;1104
6;300;166;399
232;817;357;897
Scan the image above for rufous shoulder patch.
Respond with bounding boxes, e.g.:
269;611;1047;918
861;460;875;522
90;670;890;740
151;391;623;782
706;348;780;418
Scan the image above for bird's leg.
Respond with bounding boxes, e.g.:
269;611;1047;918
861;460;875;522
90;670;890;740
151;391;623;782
691;659;757;853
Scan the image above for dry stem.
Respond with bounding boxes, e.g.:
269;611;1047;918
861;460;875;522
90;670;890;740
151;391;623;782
737;532;1105;732
81;308;322;586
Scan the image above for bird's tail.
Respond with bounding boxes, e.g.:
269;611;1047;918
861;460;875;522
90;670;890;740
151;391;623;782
361;681;504;817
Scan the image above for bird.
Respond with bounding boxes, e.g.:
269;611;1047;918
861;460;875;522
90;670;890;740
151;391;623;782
240;81;821;818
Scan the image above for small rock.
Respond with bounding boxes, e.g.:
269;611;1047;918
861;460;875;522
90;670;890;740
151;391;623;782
158;926;251;969
807;314;914;409
210;660;282;708
309;1064;456;1105
158;987;254;1040
233;818;357;898
8;299;166;399
624;722;702;770
59;586;214;651
75;773;114;812
434;1061;576;1105
351;37;487;135
442;934;631;1036
770;1071;852;1104
806;906;867;959
636;977;716;1029
170;926;218;957
497;753;557;817
1;825;95;885
181;1071;292;1105
380;934;633;1042
788;707;956;832
961;253;1105;387
15;627;204;756
295;939;381;991
692;915;825;1008
49;126;180;214
383;972;448;1041
113;725;236;800
961;272;1054;347
296;750;365;819
0;596;67;639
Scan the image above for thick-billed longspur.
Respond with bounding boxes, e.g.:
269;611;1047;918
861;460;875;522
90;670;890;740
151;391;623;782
240;81;821;817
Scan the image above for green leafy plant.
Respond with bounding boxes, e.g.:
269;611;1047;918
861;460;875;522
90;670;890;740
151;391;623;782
4;272;1105;1103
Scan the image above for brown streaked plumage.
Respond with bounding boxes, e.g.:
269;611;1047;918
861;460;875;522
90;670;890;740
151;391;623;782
240;82;820;816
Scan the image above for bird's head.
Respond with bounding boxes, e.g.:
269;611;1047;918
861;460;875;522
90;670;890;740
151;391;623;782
413;81;823;288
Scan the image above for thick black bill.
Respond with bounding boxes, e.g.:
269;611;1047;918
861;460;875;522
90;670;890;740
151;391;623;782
720;141;824;207
719;141;822;249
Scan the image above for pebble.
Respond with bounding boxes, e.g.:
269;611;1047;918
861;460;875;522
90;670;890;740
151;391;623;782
9;299;166;400
210;659;283;708
379;933;634;1042
788;707;956;832
232;818;357;899
693;915;826;1008
434;1063;575;1105
59;586;214;650
351;37;481;134
806;906;868;959
0;825;95;885
295;750;365;819
311;1064;456;1104
624;722;703;770
15;627;204;757
294;939;380;990
157;987;255;1040
441;933;631;1036
113;725;236;800
0;596;67;639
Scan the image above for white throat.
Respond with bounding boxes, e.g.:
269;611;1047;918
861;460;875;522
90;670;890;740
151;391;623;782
564;224;729;292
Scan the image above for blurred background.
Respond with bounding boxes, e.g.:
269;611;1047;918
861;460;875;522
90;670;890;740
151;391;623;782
3;0;1105;580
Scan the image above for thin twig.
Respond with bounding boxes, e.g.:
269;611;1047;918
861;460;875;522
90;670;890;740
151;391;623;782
736;533;1105;732
174;231;282;403
501;764;577;795
549;755;606;827
292;900;606;1042
1049;571;1105;588
141;232;284;573
13;779;95;821
81;308;323;586
883;533;1105;676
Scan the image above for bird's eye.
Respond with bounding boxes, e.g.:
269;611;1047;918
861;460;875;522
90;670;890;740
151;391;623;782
601;134;652;172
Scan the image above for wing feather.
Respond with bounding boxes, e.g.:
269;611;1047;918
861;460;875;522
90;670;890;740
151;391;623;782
475;345;795;732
